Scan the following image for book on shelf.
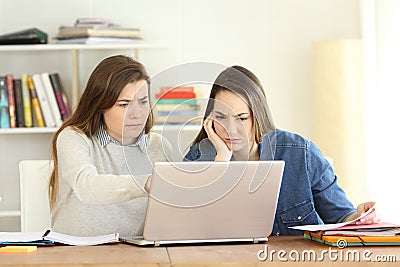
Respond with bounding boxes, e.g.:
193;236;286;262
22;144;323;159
159;86;195;94
74;17;117;28
21;74;33;127
0;76;10;128
27;76;45;127
155;98;198;105
56;36;142;44
155;103;199;112
62;91;71;117
31;74;56;127
155;91;196;99
0;28;48;45
49;73;71;121
13;79;25;127
40;72;63;127
0;230;119;246
56;25;141;39
5;74;16;128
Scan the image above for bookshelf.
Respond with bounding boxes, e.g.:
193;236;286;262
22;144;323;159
0;43;164;230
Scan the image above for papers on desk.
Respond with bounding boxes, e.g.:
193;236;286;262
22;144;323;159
289;204;376;231
0;230;119;246
304;226;400;247
289;205;400;246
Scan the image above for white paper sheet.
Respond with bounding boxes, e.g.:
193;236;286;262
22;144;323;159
289;204;375;231
0;232;44;242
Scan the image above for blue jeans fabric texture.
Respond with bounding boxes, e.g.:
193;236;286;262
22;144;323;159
184;129;356;236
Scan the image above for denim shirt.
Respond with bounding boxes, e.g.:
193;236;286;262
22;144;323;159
184;129;356;236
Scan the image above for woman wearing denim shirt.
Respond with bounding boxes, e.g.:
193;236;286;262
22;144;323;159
184;65;378;236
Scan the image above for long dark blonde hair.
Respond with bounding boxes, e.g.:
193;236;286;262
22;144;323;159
48;55;153;210
191;65;276;146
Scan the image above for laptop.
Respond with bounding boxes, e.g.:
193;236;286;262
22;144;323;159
120;160;284;246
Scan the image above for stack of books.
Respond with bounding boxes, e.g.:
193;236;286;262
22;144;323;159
55;18;141;44
0;73;71;129
154;86;202;125
304;222;400;246
289;205;400;246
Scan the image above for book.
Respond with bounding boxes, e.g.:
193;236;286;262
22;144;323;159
56;36;142;44
32;74;56;127
0;28;47;45
5;74;16;128
40;73;63;127
0;230;120;246
75;17;117;28
305;230;400;247
49;73;69;121
43;231;119;246
155;98;198;105
155;103;199;112
57;26;141;39
21;74;33;127
0;76;10;128
27;76;45;127
61;91;71;117
13;79;25;127
155;92;196;99
159;86;195;94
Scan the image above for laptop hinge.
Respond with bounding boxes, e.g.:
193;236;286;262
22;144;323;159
154;241;161;247
253;238;261;243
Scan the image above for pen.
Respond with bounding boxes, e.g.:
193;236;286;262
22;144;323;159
42;229;50;238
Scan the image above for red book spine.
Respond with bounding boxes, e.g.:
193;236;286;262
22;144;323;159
49;73;68;121
155;92;196;99
159;86;195;94
6;74;16;128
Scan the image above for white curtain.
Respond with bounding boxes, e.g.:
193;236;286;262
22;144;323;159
361;0;400;223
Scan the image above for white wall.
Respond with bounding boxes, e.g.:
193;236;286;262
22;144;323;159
0;0;361;138
361;0;400;223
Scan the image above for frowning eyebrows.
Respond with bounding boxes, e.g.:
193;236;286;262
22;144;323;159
116;96;148;103
214;110;249;117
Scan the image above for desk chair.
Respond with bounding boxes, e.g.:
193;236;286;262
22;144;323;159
19;160;53;232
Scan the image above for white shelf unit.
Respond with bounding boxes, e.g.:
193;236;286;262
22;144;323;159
0;43;163;231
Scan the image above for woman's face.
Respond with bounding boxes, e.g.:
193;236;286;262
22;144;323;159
213;90;254;153
103;80;150;145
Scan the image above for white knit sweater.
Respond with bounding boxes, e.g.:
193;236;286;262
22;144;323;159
51;127;173;237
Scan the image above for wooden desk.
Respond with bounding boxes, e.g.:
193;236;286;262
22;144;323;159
168;236;400;266
0;244;170;267
0;236;399;266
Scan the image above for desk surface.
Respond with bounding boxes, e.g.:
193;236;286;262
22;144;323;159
0;236;399;266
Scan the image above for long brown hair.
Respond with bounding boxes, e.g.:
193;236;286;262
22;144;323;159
48;55;152;210
191;65;276;146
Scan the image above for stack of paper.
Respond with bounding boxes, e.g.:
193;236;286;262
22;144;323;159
290;206;400;247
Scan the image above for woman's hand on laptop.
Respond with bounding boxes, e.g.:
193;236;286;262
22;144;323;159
203;115;232;161
144;175;152;193
344;201;380;224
